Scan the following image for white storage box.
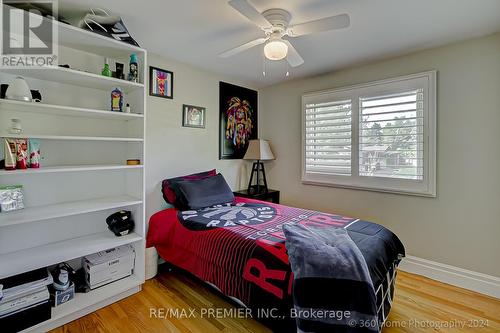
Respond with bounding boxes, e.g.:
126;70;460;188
83;245;135;289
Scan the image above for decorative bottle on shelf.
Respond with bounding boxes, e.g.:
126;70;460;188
101;58;112;77
111;88;123;112
128;54;139;83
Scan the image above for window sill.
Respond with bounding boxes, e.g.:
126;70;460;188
301;179;436;198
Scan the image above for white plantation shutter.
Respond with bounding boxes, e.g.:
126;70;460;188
305;100;352;176
302;71;436;196
359;90;424;180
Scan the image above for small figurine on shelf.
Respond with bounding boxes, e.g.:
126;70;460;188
125;103;131;113
3;138;16;170
49;263;75;307
111;87;123;112
115;62;125;80
28;139;41;168
128;54;139;83
16;139;28;169
101;58;112;77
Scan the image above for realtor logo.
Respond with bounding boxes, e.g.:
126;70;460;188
1;0;58;67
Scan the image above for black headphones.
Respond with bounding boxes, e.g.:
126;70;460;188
106;210;135;236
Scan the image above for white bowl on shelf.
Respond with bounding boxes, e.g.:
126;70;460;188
5;77;32;102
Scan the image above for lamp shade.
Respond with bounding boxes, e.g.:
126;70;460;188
244;139;275;161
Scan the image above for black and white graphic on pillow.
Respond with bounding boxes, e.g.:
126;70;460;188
178;203;277;230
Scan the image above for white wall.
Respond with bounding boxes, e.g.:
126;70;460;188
145;54;256;222
260;33;500;277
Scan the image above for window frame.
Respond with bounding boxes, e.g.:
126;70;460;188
301;71;437;197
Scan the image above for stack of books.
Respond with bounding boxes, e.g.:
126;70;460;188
0;268;53;332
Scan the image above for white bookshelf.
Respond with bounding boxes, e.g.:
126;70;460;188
0;7;147;332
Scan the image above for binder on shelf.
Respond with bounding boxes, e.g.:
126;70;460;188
0;268;53;303
0;287;49;316
0;268;52;332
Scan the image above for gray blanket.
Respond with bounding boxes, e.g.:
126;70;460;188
283;223;379;333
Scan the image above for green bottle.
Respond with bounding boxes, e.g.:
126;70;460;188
128;54;139;83
102;61;112;77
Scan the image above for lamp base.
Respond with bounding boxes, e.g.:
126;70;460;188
247;161;268;194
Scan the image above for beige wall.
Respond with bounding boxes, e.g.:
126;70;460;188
260;33;500;277
145;54;255;222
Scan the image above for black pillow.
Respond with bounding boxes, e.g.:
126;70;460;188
177;173;234;210
161;169;217;207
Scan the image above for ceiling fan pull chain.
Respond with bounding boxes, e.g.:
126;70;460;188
262;52;266;77
285;55;290;77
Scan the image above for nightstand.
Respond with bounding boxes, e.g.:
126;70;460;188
233;189;280;204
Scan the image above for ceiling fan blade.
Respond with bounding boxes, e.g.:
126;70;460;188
288;14;350;37
228;0;272;29
219;37;268;58
283;40;304;67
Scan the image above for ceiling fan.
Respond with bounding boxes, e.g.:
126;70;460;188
219;0;350;67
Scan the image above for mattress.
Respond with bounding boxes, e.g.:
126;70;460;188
147;197;405;332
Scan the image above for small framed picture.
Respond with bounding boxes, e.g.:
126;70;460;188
182;104;206;128
149;66;173;99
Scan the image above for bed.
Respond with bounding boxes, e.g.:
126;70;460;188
147;191;405;332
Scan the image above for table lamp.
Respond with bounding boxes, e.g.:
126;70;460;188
244;139;275;193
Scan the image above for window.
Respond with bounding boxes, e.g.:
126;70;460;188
302;71;436;196
305;99;352;176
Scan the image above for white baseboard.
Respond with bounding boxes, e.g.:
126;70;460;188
399;255;500;299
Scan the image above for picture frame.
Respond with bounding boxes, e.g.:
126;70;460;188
149;66;173;99
182;104;206;128
219;81;258;159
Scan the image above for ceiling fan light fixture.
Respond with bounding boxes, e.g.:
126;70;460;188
264;39;288;61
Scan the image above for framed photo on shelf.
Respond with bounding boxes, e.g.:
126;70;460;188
149;66;173;99
219;81;258;159
182;104;206;128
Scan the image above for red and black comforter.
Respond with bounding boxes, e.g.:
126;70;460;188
147;197;404;332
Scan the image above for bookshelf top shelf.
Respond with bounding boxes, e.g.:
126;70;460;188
57;20;146;58
2;4;146;58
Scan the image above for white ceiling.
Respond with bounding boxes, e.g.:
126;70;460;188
60;0;500;87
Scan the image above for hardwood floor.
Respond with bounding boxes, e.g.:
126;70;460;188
51;268;500;333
